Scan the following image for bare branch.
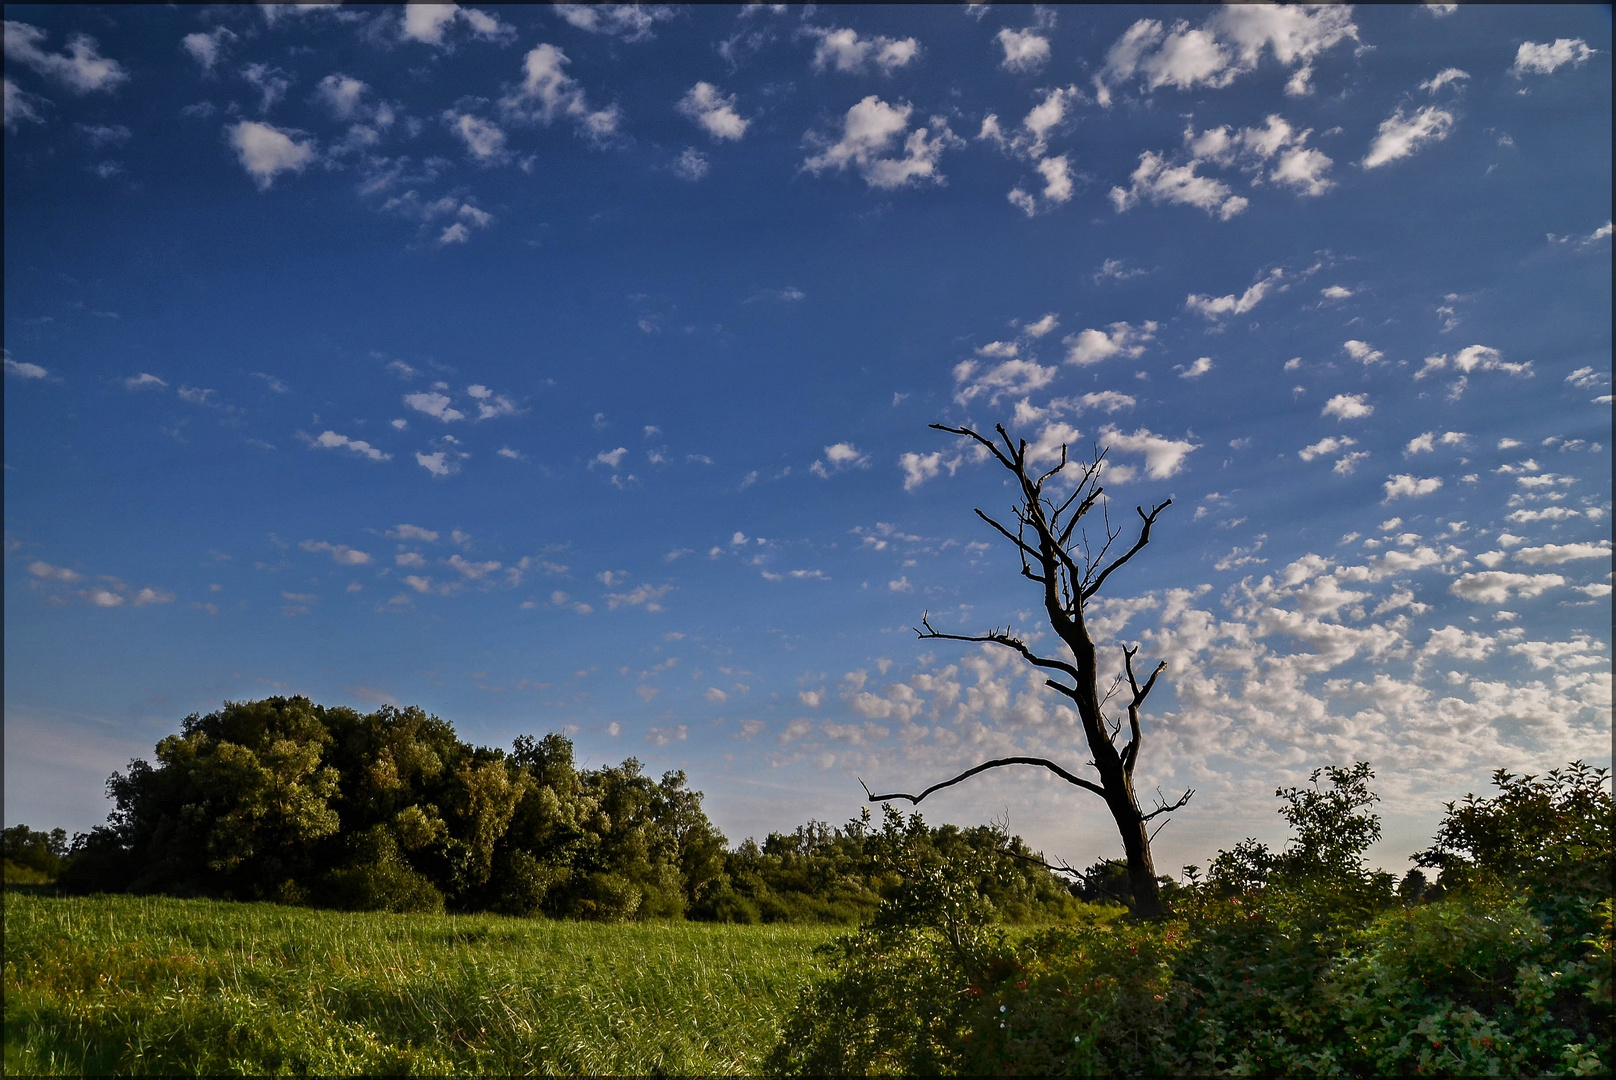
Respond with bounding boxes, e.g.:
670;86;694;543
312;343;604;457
1140;786;1195;822
1082;500;1172;601
917;614;1079;680
860;756;1108;803
931;423;1016;474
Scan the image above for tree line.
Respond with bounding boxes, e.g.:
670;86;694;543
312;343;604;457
8;696;1105;923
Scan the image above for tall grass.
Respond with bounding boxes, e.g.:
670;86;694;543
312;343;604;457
3;889;841;1075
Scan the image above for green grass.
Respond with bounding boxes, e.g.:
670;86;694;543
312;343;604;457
3;889;843;1075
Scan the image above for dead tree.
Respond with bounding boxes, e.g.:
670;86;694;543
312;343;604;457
862;423;1192;918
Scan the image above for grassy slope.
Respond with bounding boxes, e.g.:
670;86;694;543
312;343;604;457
3;889;842;1075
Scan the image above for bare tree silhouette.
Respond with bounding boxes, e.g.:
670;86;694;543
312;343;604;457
862;422;1192;918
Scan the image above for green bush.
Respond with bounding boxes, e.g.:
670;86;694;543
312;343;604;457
769;762;1613;1076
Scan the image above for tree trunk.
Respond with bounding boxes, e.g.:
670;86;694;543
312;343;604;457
863;423;1192;920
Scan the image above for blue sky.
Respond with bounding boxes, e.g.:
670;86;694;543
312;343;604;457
5;3;1611;875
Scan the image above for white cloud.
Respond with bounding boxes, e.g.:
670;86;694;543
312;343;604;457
1185;269;1282;319
802;95;962;190
447;553;501;579
444;110;507;163
314;73;368;120
5;355;49;379
605;583;672;611
1110;151;1248;220
1298;436;1356;462
499;43;622;144
1343;339;1385;365
899;450;963;492
1177;357;1214;379
1382;474;1443;502
228;121;316;190
1320;285;1353;300
677;82;748;142
1449;571;1566;603
1335;451;1371;476
3;21;129;94
1008;153;1074;216
4;76;46;129
181;26;236;73
1419;68;1470;93
309;430;391;462
401;4;460;45
812;442;870;478
1415;344;1531;380
805;26;921;75
1513;541;1611;565
29;560;81;583
1322;393;1372;420
951;356;1056;406
1362;105;1455;169
404;391;466;422
388;524;439;542
1099;425;1199;479
1098;7;1356;99
301;540;372;566
996;27;1050;73
593;447;629;469
553;3;675;43
466;385;518;420
1063;320;1157;365
671;147;709;181
1509;38;1596;78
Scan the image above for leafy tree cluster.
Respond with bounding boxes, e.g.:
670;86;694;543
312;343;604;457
2;824;70;884
45;697;1086;923
769;761;1614;1076
711;812;1098;926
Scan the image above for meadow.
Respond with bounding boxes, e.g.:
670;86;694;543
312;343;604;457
2;887;842;1076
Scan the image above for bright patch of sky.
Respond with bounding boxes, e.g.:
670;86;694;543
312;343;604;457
4;4;1610;875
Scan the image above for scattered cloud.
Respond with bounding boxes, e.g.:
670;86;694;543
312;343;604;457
812;442;870;478
3;21;129;94
300;540;372;566
553;3;675;43
1185;268;1283;320
1063;320;1157;365
307;430;391;462
996;27;1050;73
802;95;962;190
1322;394;1373;420
1449;571;1566;603
228;120;317;190
1382;474;1443;502
1509;38;1596;78
499;43;622;144
804;26;920;75
677;81;749;141
1362;105;1455;169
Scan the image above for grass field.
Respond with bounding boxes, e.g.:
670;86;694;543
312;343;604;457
3;888;843;1075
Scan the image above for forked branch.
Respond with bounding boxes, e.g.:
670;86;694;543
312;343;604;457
860;756;1108;803
1082;500;1171;601
1141;786;1196;822
916;613;1079;680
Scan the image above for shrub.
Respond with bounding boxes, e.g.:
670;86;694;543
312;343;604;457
1317;887;1611;1076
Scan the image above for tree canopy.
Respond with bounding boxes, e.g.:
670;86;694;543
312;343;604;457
54;696;1090;923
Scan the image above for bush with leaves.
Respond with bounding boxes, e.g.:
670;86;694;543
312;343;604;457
771;761;1614;1076
1310;886;1612;1076
1416;760;1614;939
2;824;69;883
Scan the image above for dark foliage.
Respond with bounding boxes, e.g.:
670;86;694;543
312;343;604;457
769;761;1615;1076
47;697;1083;924
3;824;70;881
